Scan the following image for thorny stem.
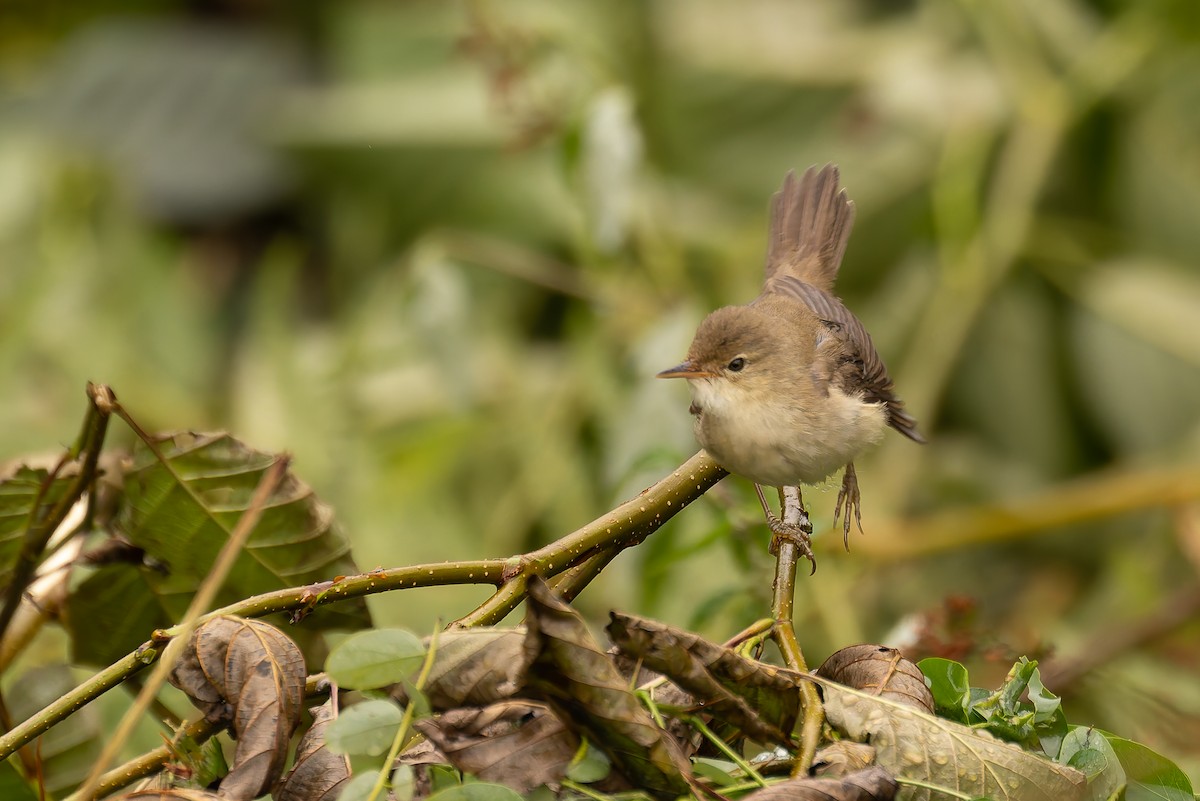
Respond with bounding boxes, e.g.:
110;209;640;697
769;486;823;776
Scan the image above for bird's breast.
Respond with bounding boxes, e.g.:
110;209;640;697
687;378;886;487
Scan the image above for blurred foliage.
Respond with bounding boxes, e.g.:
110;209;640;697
1;0;1199;785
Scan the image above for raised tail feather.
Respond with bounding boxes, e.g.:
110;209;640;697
764;164;855;293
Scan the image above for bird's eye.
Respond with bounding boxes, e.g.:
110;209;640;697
727;357;746;372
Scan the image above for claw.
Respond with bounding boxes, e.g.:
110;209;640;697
833;462;865;550
756;484;816;573
765;511;817;573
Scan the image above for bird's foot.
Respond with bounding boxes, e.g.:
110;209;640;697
765;510;816;573
833;462;865;550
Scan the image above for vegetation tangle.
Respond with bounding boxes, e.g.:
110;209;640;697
0;384;1192;801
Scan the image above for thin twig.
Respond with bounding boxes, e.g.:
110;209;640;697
769;486;823;776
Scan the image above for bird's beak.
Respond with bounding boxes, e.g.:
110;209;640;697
656;360;714;379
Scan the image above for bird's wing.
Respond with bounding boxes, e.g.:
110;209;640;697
764;275;925;443
763;164;855;293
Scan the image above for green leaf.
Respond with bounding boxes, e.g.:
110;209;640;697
1059;727;1124;801
0;464;77;590
964;657;1065;753
120;432;369;632
64;563;171;665
426;782;525;801
918;657;972;722
326;629;426;690
692;759;738;786
334;771;381;801
1102;733;1194;801
324;699;405;757
1026;666;1062;724
565;739;611;784
0;759;38;801
392;764;416;801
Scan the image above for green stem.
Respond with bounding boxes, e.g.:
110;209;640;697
769;486;822;776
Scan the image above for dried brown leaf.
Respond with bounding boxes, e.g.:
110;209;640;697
814;675;1086;801
812;742;878;778
414;628;525;710
117;790;223;800
607;611;799;743
168;616;306;801
274;701;350;801
415;700;579;792
816;645;934;713
742;765;897;801
521;578;692;799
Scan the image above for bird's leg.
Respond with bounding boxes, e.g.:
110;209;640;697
833;462;865;550
755;483;815;570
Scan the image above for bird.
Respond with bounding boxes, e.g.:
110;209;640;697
657;165;923;568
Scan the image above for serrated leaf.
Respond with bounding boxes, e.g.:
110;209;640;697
0;463;78;591
120;432;368;631
815;674;1087;801
327;629;425;690
64;563;171;665
325;699;405;757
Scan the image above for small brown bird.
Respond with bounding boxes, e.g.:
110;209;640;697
658;165;923;566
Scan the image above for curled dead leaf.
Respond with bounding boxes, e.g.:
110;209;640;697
403;628;525;710
116;790;223;800
816;645;934;713
168;616;306;801
522;578;693;799
274;701;350;801
607;611;800;744
812;741;877;778
741;765;897;801
414;700;580;793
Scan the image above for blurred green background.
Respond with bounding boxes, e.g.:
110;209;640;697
2;0;1199;783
